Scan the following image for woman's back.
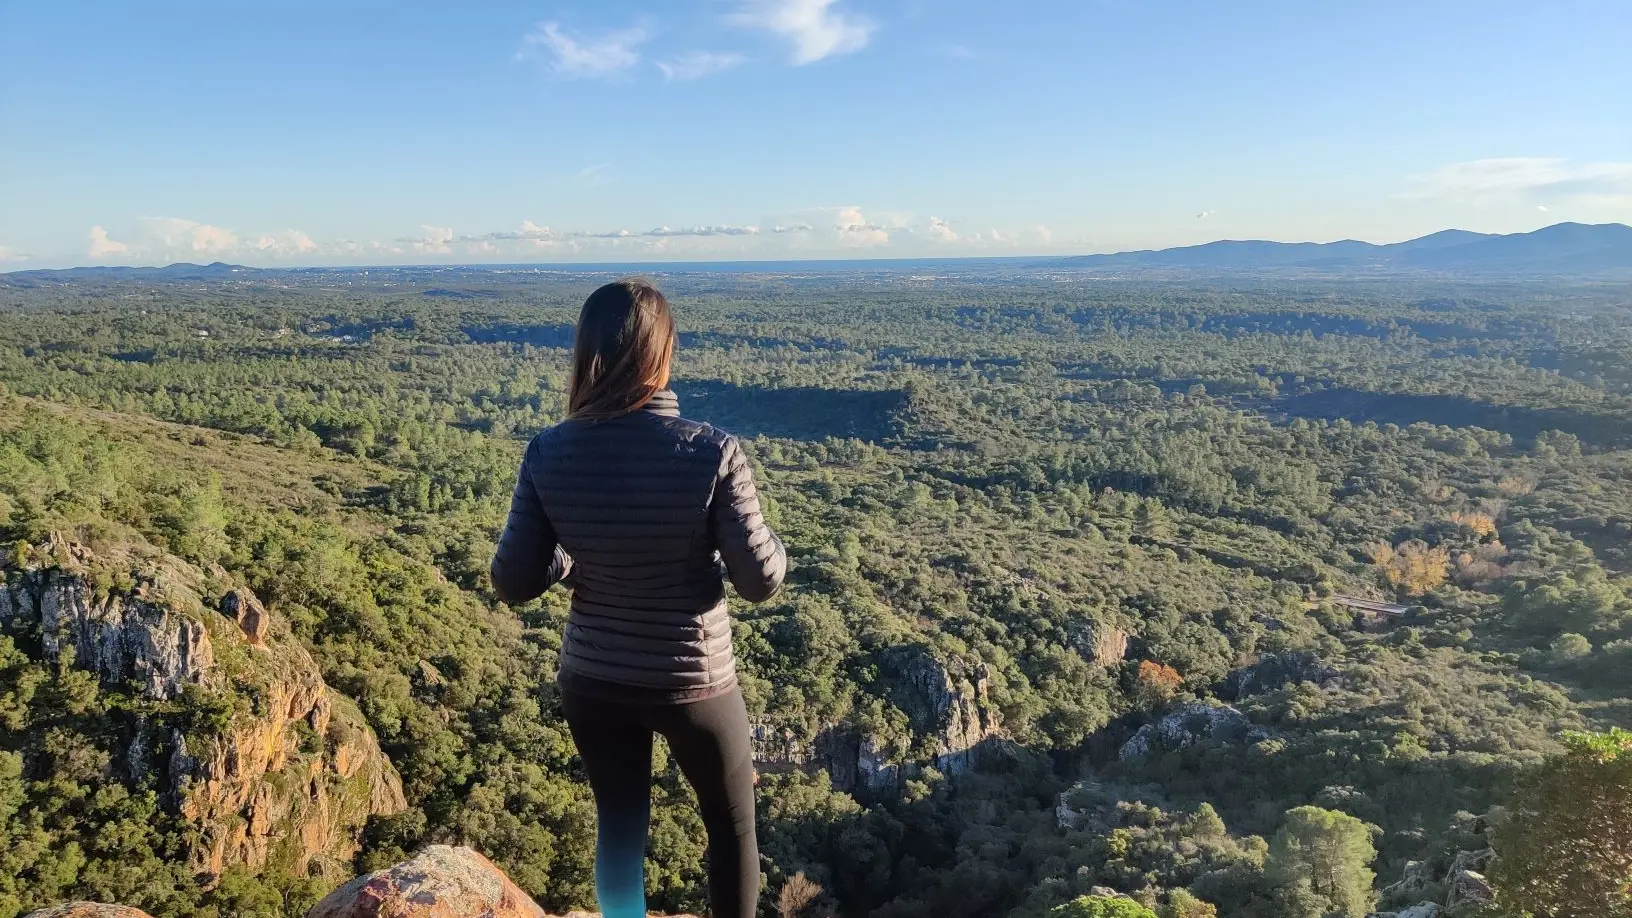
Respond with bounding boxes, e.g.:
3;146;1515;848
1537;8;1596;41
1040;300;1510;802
492;388;785;702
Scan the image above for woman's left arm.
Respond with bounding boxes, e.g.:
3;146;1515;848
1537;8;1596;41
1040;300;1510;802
490;440;572;605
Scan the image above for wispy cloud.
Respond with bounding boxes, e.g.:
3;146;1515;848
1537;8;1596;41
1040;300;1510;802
935;43;983;61
467;221;763;244
519;21;649;79
730;0;874;65
657;51;749;80
1196;210;1215;219
404;225;455;255
63;207;1059;268
0;244;30;263
1402;157;1632;207
575;163;613;187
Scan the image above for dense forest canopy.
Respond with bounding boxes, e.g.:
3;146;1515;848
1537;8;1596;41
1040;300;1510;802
1;266;1629;918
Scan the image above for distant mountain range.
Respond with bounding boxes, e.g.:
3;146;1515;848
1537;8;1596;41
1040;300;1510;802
1058;222;1632;274
5;223;1631;282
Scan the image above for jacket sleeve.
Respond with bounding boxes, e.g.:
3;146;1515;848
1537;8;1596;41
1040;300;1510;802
490;441;572;605
710;436;787;603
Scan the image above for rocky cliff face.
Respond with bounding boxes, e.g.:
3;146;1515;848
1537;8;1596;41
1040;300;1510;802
753;646;1003;794
0;539;405;879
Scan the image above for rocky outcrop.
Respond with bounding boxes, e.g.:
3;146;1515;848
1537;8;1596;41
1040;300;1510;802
1119;702;1269;760
0;540;404;879
22;906;156;918
1222;650;1336;699
877;646;1002;775
1368;904;1439;918
0;562;213;701
221;587;269;646
1067;618;1130;667
308;846;546;918
752;647;1002;794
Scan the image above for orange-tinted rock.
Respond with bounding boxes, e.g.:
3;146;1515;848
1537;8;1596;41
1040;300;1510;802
306;846;547;918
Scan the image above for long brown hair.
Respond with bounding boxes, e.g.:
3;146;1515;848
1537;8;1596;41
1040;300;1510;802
566;279;677;421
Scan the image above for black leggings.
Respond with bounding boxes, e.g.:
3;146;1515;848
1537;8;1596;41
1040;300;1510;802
562;687;759;918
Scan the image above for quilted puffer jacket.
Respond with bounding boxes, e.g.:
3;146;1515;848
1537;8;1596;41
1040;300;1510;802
490;389;786;702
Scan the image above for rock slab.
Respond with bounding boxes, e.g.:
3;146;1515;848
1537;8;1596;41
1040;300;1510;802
306;845;547;918
23;905;156;918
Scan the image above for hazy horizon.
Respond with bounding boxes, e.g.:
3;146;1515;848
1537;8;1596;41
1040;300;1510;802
3;0;1629;269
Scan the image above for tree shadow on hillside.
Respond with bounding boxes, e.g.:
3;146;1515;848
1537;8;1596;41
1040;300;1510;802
673;380;907;443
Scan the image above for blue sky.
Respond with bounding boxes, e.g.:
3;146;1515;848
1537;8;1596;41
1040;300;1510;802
2;0;1629;267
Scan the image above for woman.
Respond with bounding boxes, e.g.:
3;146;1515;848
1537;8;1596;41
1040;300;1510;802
490;279;786;918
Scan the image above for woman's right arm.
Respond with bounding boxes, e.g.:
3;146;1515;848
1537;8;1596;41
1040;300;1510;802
490;439;572;605
710;437;786;602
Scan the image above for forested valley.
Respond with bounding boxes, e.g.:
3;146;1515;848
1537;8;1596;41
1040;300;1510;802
1;266;1629;918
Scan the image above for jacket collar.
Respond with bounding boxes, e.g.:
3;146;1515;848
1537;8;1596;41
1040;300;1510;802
640;389;681;417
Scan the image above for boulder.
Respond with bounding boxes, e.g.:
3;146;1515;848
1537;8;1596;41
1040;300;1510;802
23;906;155;918
1398;904;1440;918
1444;869;1493;909
221;588;269;646
1380;858;1435;903
307;846;546;918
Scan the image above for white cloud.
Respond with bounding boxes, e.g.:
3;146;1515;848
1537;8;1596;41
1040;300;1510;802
1537;204;1549;212
1196;210;1215;219
253;230;319;255
731;0;873;65
520;21;649;79
0;244;28;263
1402;157;1632;206
832;205;889;246
60;207;1062;268
407;225;455;255
88;225;134;260
657;51;748;80
143;217;239;254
